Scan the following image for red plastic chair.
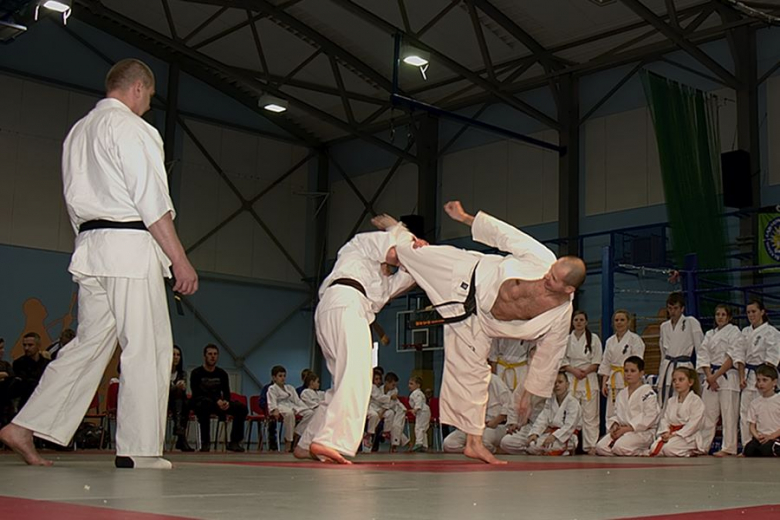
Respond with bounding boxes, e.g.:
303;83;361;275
246;395;267;451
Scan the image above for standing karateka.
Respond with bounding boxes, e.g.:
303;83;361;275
596;357;660;457
489;338;534;391
0;59;198;468
734;300;780;448
561;310;602;454
443;373;511;454
294;226;416;464
657;292;703;408
599;310;645;419
697;304;741;457
372;201;585;464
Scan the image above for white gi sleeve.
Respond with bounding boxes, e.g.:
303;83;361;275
591;334;603;366
524;305;573;398
697;331;713;370
529;399;553;437
629;388;660;433
553;398;582;442
267;386;279;412
115;119;175;227
676;396;705;440
471;211;557;265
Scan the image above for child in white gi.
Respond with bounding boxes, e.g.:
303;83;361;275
364;370;388;452
596;356;660;457
562;310;602;454
743;364;780;457
657;292;704;408
697;304;741;457
409;376;430;452
650;367;705;457
526;372;582;456
380;372;409;452
268;365;314;452
599;310;645;419
735;300;780;449
443;373;511;454
300;373;326;410
489;338;533;391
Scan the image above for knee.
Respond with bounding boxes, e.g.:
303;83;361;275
442;436;464;453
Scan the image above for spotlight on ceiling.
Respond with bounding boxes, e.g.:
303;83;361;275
35;0;73;24
258;94;288;113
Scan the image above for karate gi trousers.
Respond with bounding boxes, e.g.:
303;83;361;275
298;286;373;457
13;271;172;457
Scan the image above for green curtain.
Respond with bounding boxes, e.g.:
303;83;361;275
641;71;728;271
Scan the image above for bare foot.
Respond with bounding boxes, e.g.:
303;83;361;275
0;424;53;467
310;442;352;464
586;448;597;456
293;446;316;460
712;451;732;458
463;442;507;464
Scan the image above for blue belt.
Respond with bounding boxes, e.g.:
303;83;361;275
710;364;728;380
745;363;761;373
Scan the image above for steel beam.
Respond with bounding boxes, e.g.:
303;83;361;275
619;0;740;88
558;74;579;258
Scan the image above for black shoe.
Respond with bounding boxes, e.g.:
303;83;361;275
176;437;194;452
226;441;245;453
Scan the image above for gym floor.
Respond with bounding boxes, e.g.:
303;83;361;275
0;451;778;520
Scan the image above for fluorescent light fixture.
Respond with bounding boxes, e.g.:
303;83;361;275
258;94;288;113
403;55;428;67
42;0;71;12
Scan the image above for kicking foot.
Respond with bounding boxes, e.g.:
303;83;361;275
464;442;507;465
310;442;351;464
115;456;172;469
0;424;53;466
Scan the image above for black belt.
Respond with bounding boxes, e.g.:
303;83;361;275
330;278;367;297
414;264;478;327
79;220;147;233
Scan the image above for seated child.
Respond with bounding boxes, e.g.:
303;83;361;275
300;373;326;410
649;367;705;457
743;364;780;457
408;376;430;452
498;394;545;454
444;373;511;454
364;370;387;452
380;372;409;452
267;365;314;452
526;371;582;456
596;356;660;457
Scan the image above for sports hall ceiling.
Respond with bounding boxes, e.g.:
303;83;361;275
6;1;780;147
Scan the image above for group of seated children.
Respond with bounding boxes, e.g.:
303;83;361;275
364;367;431;453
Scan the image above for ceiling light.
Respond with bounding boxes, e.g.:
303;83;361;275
401;45;429;68
258;94;288;113
403;55;428;67
35;0;72;24
42;0;71;12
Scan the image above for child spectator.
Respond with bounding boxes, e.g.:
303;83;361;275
268;365;314;452
444;373;511;454
743;364;780;457
649;367;705;457
300;373;325;410
408;376;430;452
526;371;581;456
596;356;659;457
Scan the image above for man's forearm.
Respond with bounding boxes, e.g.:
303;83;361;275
148;211;188;266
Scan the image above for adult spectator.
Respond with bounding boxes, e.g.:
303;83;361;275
13;333;49;408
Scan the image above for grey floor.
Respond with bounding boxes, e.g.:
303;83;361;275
0;450;777;520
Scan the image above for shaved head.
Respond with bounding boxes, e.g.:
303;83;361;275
559;256;586;289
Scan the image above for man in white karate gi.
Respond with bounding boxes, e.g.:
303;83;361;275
0;59;198;469
294;226;418;464
372;201;585;464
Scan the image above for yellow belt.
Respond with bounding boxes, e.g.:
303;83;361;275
609;365;624;403
497;359;528;390
573;374;593;401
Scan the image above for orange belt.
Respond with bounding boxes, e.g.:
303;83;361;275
650;424;684;457
543;427;580;456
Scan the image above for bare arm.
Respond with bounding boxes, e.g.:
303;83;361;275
444;201;475;226
147;211;198;295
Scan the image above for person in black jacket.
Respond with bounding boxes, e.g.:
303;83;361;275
170;345;193;452
190;344;247;452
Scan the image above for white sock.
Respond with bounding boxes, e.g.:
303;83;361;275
115;456;172;469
